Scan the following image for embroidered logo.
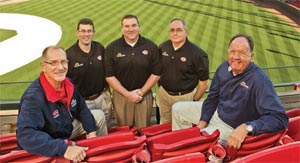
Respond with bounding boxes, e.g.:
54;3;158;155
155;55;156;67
71;99;77;108
180;57;187;62
240;81;249;89
97;55;102;60
116;52;126;58
162;51;169;56
142;50;149;55
52;109;60;118
74;62;83;68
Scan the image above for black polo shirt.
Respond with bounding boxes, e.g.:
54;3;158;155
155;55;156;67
159;39;209;92
66;41;107;97
105;35;161;91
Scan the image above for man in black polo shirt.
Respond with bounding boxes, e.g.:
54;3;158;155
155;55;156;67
66;18;111;129
158;18;209;124
105;14;161;130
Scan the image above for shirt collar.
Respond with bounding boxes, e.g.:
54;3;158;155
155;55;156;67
40;72;74;109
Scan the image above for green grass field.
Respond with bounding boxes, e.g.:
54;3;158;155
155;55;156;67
0;0;299;100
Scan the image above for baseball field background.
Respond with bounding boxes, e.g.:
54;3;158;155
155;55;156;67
0;0;299;100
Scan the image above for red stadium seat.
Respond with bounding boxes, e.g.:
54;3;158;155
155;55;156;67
224;129;287;162
0;133;17;155
286;108;300;118
108;125;137;135
287;116;300;141
140;123;172;138
86;135;147;162
151;152;206;163
0;150;53;163
230;142;300;163
146;127;220;161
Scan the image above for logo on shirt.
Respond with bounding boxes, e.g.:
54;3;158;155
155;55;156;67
97;55;102;60
180;57;187;62
116;52;126;58
52;109;60;118
142;50;148;55
74;62;84;68
71;99;77;108
240;81;249;89
162;51;169;56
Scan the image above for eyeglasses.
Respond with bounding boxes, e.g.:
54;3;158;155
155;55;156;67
43;60;69;67
78;29;94;34
228;51;251;58
169;28;185;33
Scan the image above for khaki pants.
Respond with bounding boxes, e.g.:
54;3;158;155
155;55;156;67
69;109;108;139
172;101;234;146
85;91;113;128
158;86;195;124
113;90;153;130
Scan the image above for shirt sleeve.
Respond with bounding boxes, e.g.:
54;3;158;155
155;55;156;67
17;95;68;157
248;78;288;135
104;43;115;77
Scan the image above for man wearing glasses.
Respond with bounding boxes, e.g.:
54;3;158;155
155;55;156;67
17;46;107;162
158;18;209;124
66;18;112;128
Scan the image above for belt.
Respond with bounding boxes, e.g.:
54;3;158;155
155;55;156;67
166;90;192;96
84;93;101;100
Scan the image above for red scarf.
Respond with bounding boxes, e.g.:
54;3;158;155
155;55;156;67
40;72;74;111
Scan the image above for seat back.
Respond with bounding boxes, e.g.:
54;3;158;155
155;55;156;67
75;132;135;149
0;150;53;163
286;108;300;118
147;128;220;161
0;133;17;155
287;116;300;141
152;152;206;163
230;142;300;163
140;123;172;138
225;129;287;161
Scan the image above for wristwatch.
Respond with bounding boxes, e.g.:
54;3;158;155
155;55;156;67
246;124;253;136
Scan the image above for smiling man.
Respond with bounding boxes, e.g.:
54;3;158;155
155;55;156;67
158;18;209;124
17;46;107;162
66;18;112;128
105;14;161;130
171;34;288;149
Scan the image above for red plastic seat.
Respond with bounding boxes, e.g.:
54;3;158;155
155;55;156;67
140;123;172;138
0;133;17;155
224;129;287;162
146;127;220;161
0;150;53;163
286;108;300;118
86;135;147;162
151;152;206;163
287;116;300;141
230;142;300;163
108;125;137;135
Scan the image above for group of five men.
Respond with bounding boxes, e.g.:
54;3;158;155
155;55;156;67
16;15;288;162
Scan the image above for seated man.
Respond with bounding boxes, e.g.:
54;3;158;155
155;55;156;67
172;34;288;149
16;46;107;162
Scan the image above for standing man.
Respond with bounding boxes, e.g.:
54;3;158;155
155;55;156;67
172;34;288;149
158;18;209;124
17;46;107;163
105;14;161;130
66;18;112;127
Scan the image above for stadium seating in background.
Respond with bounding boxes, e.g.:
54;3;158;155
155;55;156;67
0;133;17;155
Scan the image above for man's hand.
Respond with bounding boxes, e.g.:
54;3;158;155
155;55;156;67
64;146;88;162
126;89;143;103
196;120;207;129
227;123;248;149
86;131;96;139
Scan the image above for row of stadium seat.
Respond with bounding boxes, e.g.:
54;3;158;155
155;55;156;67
0;108;299;162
